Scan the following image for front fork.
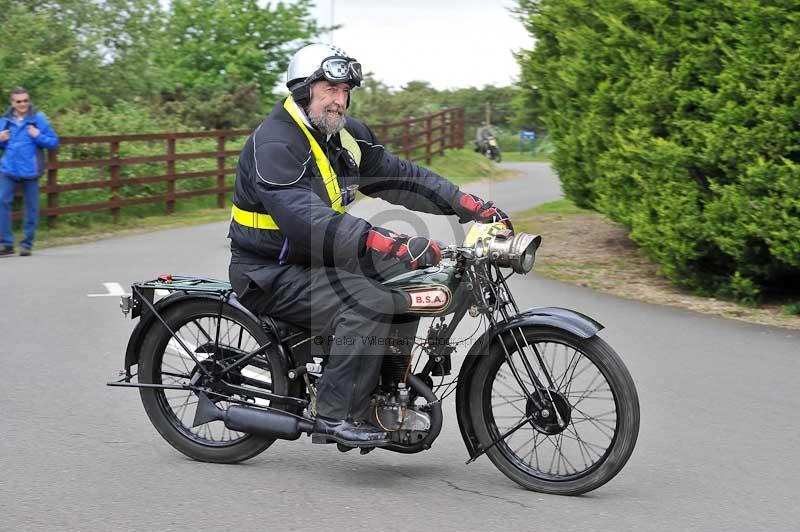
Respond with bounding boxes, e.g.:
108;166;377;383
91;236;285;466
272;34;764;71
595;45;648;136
480;264;566;426
461;265;568;463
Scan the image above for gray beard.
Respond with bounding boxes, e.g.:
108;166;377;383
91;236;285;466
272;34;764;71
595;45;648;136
307;108;346;136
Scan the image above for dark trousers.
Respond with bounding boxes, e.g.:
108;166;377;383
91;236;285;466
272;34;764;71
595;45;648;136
230;255;408;421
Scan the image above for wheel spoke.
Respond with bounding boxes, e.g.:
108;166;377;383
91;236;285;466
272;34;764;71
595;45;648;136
555;348;581;392
571;406;617;439
570;375;611;407
192;319;213;343
491;394;527;416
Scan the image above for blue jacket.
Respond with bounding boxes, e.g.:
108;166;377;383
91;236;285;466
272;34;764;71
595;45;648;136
0;106;59;178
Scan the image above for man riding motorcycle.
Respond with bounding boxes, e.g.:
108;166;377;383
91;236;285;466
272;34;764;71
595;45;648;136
475;121;500;161
227;43;511;448
476;121;495;144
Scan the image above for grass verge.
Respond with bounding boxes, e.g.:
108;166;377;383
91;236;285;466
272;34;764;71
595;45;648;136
500;152;551;162
513;199;800;331
426;148;517;184
35;205;232;249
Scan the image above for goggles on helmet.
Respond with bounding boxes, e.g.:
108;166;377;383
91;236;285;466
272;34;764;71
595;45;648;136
315;56;363;87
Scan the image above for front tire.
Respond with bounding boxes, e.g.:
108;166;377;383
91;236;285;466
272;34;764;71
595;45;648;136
138;299;287;463
469;327;639;495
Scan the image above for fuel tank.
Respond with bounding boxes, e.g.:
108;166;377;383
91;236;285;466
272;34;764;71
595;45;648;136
383;264;462;317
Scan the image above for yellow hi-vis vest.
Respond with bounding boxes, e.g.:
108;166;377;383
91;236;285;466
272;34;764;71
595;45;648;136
231;95;362;230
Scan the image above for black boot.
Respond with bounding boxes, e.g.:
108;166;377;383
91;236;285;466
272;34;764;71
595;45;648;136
311;416;389;448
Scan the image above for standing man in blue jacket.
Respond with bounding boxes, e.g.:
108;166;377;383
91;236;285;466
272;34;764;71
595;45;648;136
0;87;59;256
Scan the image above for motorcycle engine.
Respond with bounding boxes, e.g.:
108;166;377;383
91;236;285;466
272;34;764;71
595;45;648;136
371;385;432;444
372;333;432;443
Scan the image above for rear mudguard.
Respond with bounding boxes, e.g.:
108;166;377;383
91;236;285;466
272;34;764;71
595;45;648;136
454;306;603;459
123;290;287;374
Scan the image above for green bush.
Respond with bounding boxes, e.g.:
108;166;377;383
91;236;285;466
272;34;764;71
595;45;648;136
515;0;800;297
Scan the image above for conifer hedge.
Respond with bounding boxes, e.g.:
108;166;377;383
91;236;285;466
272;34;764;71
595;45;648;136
516;0;800;299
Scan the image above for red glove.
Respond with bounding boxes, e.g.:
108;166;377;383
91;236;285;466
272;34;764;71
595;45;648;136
365;227;442;269
454;193;513;230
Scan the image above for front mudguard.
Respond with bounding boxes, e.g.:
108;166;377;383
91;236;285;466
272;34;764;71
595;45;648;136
122;290;282;374
454;307;603;460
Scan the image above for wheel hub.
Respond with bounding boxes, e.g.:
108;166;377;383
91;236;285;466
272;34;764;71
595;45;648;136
525;390;572;435
191;359;244;387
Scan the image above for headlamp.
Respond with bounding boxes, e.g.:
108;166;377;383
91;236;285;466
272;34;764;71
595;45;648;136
479;231;542;274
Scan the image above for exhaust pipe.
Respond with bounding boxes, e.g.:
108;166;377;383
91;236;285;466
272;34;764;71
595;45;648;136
193;393;313;441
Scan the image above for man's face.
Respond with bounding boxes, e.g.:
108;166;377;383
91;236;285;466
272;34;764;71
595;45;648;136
306;80;349;135
11;93;30;116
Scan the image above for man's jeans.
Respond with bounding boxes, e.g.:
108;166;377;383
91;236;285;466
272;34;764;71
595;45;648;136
0;174;40;249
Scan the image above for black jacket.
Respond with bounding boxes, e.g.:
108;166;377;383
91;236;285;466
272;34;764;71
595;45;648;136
228;100;462;273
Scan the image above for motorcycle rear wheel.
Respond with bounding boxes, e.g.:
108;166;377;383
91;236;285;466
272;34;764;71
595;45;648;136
469;327;639;495
138;299;286;463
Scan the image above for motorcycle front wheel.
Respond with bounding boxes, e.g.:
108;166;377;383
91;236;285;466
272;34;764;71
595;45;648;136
138;299;287;463
469;327;639;495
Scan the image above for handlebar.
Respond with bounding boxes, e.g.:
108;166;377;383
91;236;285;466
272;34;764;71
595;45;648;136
439;243;470;261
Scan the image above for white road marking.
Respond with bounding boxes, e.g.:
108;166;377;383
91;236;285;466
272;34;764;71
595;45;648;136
87;282;129;297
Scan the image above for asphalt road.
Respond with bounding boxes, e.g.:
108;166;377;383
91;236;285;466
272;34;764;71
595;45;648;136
1;163;798;532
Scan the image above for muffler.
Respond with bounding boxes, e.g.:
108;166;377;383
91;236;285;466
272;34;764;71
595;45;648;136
193;393;313;440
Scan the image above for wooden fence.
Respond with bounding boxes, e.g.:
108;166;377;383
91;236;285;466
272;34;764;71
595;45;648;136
10;108;465;226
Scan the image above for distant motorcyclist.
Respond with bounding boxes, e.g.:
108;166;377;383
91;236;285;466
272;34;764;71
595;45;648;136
476;121;495;144
227;43;512;448
475;121;501;161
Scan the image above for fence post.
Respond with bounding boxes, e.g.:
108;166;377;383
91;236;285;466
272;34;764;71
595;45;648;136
166;136;176;214
375;125;386;143
46;150;58;228
439;112;446;156
448;110;456;150
403;122;411;160
424;116;432;165
457;109;465;147
217;134;226;208
110;141;121;223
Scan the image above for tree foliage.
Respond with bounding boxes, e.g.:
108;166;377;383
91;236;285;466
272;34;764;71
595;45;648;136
0;0;518;134
154;0;321;126
0;0;321;130
349;78;521;138
515;0;800;298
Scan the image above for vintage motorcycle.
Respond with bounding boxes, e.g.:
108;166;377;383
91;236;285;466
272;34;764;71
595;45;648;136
474;136;502;162
110;223;639;496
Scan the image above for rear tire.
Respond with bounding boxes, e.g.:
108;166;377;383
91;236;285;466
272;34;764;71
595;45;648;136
469;327;639;495
138;299;287;463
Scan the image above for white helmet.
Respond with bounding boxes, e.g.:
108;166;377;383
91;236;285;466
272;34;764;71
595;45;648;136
286;43;363;106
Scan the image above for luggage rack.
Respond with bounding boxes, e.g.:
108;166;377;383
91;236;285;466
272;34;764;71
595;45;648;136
120;274;233;318
134;273;233;293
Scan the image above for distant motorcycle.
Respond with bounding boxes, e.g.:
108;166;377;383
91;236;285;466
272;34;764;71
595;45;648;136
475;136;502;162
110;223;639;495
